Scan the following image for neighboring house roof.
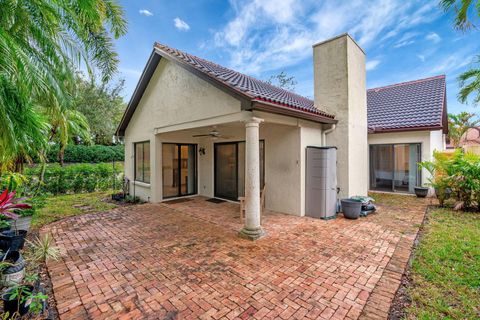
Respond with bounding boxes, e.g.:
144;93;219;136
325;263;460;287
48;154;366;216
447;127;480;148
367;75;448;133
117;43;448;136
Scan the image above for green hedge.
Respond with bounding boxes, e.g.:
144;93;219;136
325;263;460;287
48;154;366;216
24;163;124;194
44;144;124;163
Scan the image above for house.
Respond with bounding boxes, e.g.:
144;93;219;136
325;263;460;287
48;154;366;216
446;127;480;154
367;76;447;192
116;34;447;239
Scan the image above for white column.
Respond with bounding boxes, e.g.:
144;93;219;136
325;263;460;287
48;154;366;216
239;117;265;240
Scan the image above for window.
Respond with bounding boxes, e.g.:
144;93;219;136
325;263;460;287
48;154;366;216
134;141;150;183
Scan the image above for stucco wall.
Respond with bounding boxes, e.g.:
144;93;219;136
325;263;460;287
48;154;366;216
299;122;324;216
124;59;242;201
313;34;368;198
367;130;445;187
262;123;302;215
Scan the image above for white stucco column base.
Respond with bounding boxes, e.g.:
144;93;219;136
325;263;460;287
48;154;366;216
239;117;266;240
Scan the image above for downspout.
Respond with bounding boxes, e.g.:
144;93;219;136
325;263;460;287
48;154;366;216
322;124;336;146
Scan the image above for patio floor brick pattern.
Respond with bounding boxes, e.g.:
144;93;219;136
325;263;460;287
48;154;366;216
44;196;428;319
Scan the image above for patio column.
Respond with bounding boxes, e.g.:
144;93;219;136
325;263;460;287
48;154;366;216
239;117;265;240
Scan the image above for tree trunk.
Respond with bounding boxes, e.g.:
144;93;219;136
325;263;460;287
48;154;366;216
58;148;65;166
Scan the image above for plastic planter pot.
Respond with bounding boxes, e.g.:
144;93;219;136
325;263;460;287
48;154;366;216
0;251;25;287
341;199;362;219
0;230;28;252
2;285;34;319
414;187;429;198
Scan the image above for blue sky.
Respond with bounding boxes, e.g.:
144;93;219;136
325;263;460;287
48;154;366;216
114;0;480;114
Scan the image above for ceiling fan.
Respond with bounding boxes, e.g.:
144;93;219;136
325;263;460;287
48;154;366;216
192;126;231;139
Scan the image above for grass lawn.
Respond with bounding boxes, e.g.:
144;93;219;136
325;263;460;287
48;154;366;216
406;207;480;319
31;191;118;228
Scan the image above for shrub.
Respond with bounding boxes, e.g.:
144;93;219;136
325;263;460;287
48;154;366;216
24;163;124;195
420;150;480;210
42;144;124;163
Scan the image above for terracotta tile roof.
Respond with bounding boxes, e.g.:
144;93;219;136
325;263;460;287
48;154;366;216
154;43;335;119
367;75;446;133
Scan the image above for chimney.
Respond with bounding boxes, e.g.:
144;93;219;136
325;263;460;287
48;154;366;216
313;34;368;198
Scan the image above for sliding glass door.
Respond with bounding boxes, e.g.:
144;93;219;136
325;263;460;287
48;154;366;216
162;143;197;198
370;143;421;193
214;141;265;200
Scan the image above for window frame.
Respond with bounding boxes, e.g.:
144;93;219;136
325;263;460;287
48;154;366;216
134;140;151;183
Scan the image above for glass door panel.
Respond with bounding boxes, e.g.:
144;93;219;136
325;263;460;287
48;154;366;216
215;143;237;200
370;144;394;191
162;144;179;198
370;143;421;193
215;141;265;200
237;143;245;197
393;144;410;192
180;145;197;195
162;143;197;198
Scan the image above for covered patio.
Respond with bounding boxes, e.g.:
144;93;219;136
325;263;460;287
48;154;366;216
45;194;427;319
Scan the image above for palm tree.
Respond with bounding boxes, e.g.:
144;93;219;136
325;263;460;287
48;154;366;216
441;1;480;105
447;112;480;147
441;0;479;30
458;58;480;105
47;103;91;166
0;0;127;169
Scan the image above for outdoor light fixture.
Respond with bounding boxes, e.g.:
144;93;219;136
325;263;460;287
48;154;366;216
199;147;206;155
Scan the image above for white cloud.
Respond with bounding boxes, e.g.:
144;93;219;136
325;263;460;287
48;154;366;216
417;54;426;62
139;9;153;16
174;18;190;31
426;32;441;43
366;60;381;71
120;67;141;78
393;32;418;48
212;0;440;74
431;52;473;74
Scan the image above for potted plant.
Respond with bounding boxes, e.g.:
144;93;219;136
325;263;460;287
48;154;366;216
0;251;26;287
340;199;362;219
2;277;48;319
0;189;31;251
414;186;429;198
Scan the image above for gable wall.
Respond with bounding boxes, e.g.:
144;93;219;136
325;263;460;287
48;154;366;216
124;59;242;200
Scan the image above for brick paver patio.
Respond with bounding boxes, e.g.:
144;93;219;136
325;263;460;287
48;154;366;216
44;195;427;320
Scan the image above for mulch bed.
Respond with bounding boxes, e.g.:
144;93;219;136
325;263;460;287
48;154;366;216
388;205;434;319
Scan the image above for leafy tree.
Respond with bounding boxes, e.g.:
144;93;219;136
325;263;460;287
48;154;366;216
447;112;480;147
73;76;127;145
0;0;127;170
441;0;480;105
266;71;298;92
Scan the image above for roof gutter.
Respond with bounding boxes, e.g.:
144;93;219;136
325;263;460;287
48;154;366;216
252;101;337;124
369;125;444;134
